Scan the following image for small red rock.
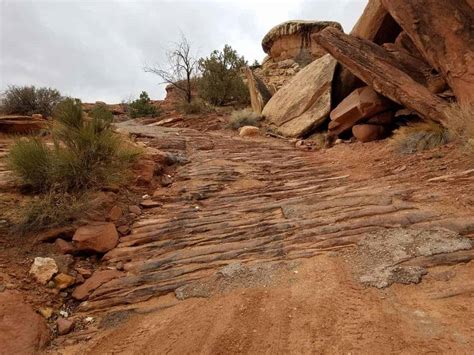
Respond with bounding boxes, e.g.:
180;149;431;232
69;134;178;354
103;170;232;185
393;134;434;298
352;124;388;142
107;205;122;222
57;318;74;335
55;238;75;255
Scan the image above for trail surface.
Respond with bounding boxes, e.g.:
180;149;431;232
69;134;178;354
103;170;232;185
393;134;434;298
58;122;474;354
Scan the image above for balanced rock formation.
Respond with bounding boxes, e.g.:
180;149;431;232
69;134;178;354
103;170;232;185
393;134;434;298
262;54;337;138
254;20;342;92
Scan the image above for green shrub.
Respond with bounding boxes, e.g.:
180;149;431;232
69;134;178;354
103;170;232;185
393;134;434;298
0;85;62;117
198;45;250;106
391;121;452;154
178;99;211;115
8;98;141;192
228;108;261;130
129;91;160;118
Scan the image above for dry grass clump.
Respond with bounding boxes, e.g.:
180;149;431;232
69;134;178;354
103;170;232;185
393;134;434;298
8;98;141;192
444;103;474;156
15;192;88;235
391;120;452;154
228;108;262;130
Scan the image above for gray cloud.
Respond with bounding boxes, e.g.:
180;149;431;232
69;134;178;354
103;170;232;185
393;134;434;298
1;0;366;103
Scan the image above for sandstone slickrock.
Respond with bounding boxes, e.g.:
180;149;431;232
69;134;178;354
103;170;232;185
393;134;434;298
382;0;474;106
72;223;119;253
314;27;452;126
29;257;58;284
328;86;392;138
352;124;388;142
239;126;261;137
0;291;50;354
262;54;337;138
72;270;123;301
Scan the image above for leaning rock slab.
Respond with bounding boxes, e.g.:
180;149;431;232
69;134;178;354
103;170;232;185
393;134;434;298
72;223;119;253
29;257;58;284
0;291;50;354
262;54;337;138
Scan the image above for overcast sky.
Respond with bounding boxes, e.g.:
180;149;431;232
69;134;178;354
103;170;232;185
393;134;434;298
0;0;366;103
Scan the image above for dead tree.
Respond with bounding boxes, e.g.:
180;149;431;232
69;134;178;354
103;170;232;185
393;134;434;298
144;34;198;103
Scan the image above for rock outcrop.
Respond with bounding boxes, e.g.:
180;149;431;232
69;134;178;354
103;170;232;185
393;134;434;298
254;20;342;93
0;115;48;134
262;54;337;138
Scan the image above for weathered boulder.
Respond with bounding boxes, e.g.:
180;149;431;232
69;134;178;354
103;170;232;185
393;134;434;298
72;269;123;301
328;86;392;138
262;20;342;63
243;67;272;114
29;257;58;284
239;126;261;137
352;124;388;142
262;54;337;138
72;223;119;253
256;20;342;91
0;291;50;354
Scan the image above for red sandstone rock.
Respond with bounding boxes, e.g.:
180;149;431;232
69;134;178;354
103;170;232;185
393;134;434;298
0;291;50;353
366;111;395;125
72;223;119;253
352;124;388;142
57;318;74;335
72;270;123;301
328;86;392;137
55;238;75;255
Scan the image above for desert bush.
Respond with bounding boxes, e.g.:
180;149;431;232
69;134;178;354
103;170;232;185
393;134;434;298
178;99;211;115
129;91;160;118
391;121;452;154
0;85;62;117
228;108;261;130
15;192;87;235
198;45;250;106
8;98;141;192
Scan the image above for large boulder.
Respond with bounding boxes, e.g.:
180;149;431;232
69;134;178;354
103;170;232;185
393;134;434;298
72;222;119;253
328;86;393;138
262;20;343;63
0;291;50;354
262;54;337;138
255;20;342;92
